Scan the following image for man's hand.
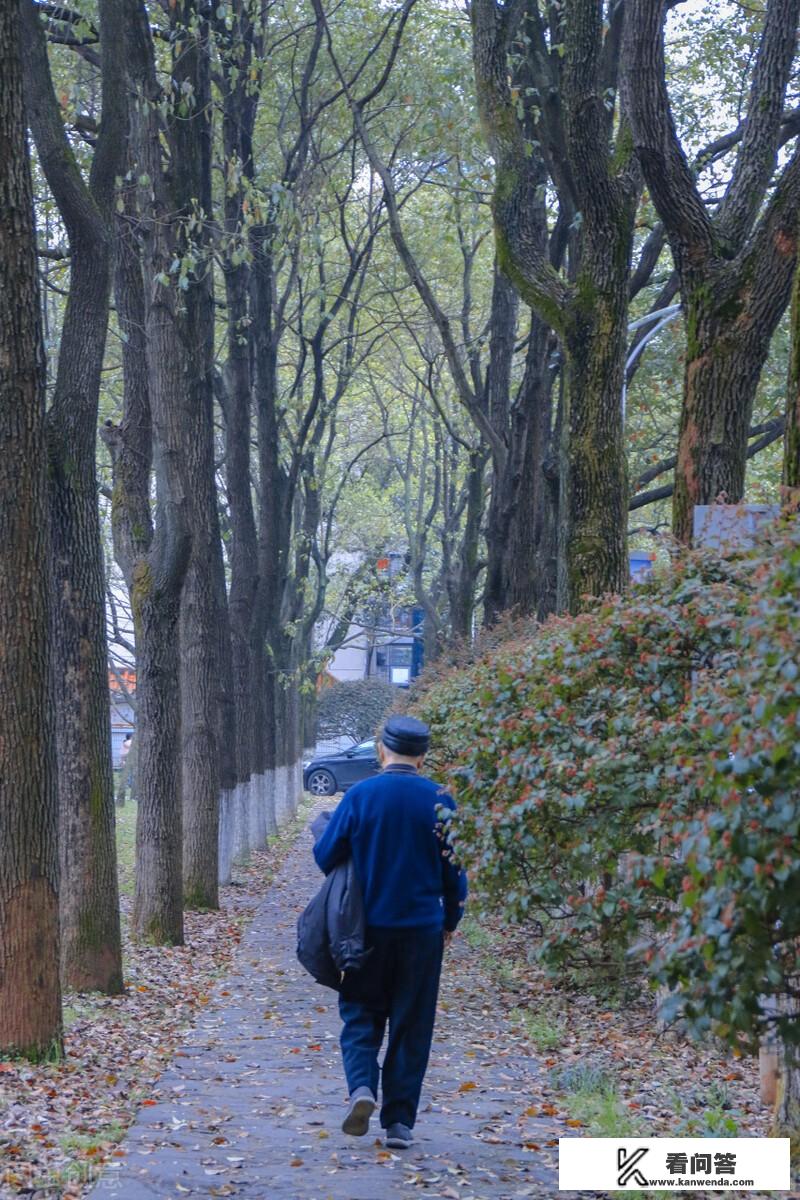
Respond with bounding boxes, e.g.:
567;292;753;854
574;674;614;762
444;930;454;950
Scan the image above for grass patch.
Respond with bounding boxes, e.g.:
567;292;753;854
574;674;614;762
30;1161;98;1191
460;915;493;951
58;1122;127;1155
550;1062;645;1138
115;799;137;898
61;1001;95;1029
114;789;315;900
565;1088;641;1138
482;953;522;991
510;1008;566;1051
666;1081;742;1137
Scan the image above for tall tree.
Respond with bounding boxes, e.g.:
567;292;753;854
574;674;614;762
213;0;414;824
471;0;639;611
214;0;269;848
324;1;562;622
171;0;228;909
0;0;61;1056
370;347;490;645
20;0;124;994
104;0;192;943
624;0;800;542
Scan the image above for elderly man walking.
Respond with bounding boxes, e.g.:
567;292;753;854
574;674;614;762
313;715;467;1149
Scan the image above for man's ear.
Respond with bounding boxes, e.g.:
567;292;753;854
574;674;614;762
415;754;425;769
377;741;386;764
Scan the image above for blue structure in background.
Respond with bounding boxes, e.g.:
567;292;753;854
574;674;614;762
370;605;425;688
370;552;655;687
630;551;656;582
370;554;426;688
410;606;425;681
109;671;135;766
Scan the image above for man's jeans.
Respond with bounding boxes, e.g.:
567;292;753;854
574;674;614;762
338;925;444;1129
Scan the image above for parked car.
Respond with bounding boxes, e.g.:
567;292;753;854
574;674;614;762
303;739;380;796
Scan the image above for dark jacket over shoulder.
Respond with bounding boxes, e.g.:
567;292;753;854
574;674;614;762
296;811;370;991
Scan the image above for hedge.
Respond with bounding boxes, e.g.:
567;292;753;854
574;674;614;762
410;520;800;1053
316;677;396;745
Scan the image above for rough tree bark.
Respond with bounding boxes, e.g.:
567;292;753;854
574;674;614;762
624;0;800;542
20;0;124;995
783;257;800;499
446;447;488;640
485;298;559;623
251;215;286;824
472;0;638;612
482;267;520;624
104;0;192;944
507;317;560;619
171;0;225;909
0;0;62;1056
216;0;262;848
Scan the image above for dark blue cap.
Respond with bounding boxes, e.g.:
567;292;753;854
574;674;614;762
381;715;430;756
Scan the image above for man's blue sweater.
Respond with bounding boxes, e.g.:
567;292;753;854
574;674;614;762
313;766;467;932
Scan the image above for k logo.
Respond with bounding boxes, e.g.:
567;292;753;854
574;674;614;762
617;1146;649;1187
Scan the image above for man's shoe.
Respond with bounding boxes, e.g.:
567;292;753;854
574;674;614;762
385;1122;413;1149
341;1087;375;1136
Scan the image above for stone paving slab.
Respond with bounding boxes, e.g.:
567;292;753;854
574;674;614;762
90;811;561;1200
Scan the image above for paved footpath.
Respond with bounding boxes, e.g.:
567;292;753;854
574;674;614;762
91;811;562;1200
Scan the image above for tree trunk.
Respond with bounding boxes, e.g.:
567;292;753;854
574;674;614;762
782;258;800;500
20;0;124;994
0;0;62;1055
272;667;300;826
104;201;189;940
212;519;237;883
172;0;222;910
252;223;286;834
269;665;287;825
775;1054;800;1136
104;277;188;943
216;4;262;855
49;327;123;986
286;676;302;819
301;680;317;755
221;258;259;844
483;268;519;625
624;0;800;544
447;447;487;641
483;292;557;626
471;0;636;614
505;316;558;620
128;338;190;943
560;244;632;609
180;555;220;907
773;991;800;1137
131;582;184;941
259;647;277;833
673;256;797;543
124;0;192;943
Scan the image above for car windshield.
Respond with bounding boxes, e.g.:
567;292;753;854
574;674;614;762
353;740;374;754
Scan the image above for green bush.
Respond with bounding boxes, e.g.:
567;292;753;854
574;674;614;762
315;677;397;744
653;528;800;1052
412;520;800;1050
